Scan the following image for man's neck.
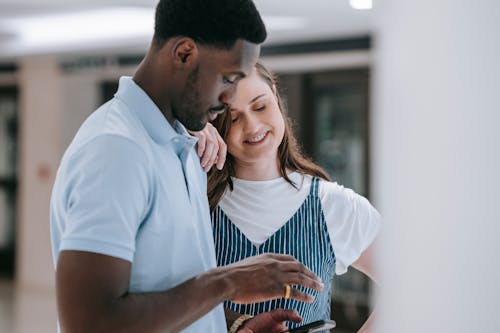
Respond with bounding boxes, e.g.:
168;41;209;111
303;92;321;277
133;52;175;127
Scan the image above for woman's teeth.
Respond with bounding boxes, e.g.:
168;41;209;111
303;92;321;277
247;132;267;143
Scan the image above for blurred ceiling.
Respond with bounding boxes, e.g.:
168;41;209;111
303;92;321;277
0;0;373;59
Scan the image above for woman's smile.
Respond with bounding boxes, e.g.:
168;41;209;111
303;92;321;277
244;131;269;144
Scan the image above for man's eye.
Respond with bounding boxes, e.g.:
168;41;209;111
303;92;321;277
223;76;235;85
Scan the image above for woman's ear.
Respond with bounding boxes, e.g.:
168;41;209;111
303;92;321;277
172;37;199;68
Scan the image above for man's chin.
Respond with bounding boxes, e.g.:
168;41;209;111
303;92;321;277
181;117;207;132
185;123;206;132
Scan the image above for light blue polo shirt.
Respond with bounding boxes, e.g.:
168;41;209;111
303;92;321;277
50;76;226;332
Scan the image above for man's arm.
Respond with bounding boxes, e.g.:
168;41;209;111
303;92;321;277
57;251;323;333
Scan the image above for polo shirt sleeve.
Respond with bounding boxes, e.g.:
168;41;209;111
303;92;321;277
59;134;151;262
319;180;381;275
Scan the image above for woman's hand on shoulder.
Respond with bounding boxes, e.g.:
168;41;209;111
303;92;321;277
189;123;227;172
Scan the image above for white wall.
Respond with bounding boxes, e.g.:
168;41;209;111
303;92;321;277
373;1;500;331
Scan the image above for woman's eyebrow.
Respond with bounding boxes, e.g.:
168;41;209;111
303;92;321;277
230;93;267;112
249;93;266;104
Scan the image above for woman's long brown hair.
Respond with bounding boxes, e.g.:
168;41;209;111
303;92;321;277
207;62;331;211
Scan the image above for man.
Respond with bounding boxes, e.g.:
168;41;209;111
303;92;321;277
50;1;323;332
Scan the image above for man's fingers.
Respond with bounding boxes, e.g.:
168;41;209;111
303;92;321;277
289;287;316;303
284;272;324;292
262;253;297;262
278;261;323;286
229;253;326;304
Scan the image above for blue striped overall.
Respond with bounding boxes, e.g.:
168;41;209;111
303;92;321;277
212;177;336;331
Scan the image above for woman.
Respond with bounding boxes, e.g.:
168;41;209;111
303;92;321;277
197;62;380;333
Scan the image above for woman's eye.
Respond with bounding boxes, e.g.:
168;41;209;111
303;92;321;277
231;115;239;123
254;104;266;111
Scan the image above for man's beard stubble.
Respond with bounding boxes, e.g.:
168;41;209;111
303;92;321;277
173;66;206;131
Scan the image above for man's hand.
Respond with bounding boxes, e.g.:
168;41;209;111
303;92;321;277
189;123;227;172
239;309;302;333
219;253;324;304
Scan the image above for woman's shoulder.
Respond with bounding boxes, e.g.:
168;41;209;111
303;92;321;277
295;173;354;197
312;177;368;210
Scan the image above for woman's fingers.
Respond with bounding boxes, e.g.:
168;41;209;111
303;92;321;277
215;133;227;170
191;123;226;172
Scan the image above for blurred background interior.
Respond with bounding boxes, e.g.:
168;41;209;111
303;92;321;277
0;1;499;333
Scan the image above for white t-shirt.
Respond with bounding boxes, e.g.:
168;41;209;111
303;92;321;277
218;172;381;275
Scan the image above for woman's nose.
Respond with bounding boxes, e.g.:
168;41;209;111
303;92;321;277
242;112;259;133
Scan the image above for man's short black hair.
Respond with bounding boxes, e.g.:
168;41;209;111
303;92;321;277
153;0;267;49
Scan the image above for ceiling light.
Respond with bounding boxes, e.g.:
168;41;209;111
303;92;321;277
350;0;373;10
262;16;308;31
0;8;154;53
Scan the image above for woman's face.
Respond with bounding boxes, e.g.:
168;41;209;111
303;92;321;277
226;69;285;166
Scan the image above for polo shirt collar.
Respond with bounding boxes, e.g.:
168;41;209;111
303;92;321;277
115;76;197;147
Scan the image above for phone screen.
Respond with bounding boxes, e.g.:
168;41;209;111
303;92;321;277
284;319;336;333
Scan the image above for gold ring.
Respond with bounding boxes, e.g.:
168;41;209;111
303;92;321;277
284;284;291;299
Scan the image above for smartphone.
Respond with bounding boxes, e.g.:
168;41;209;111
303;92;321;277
283;319;336;333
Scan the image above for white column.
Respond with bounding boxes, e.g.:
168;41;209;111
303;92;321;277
16;56;102;333
373;1;500;332
18;56;65;290
16;56;64;333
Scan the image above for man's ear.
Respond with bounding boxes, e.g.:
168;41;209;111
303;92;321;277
172;37;199;68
